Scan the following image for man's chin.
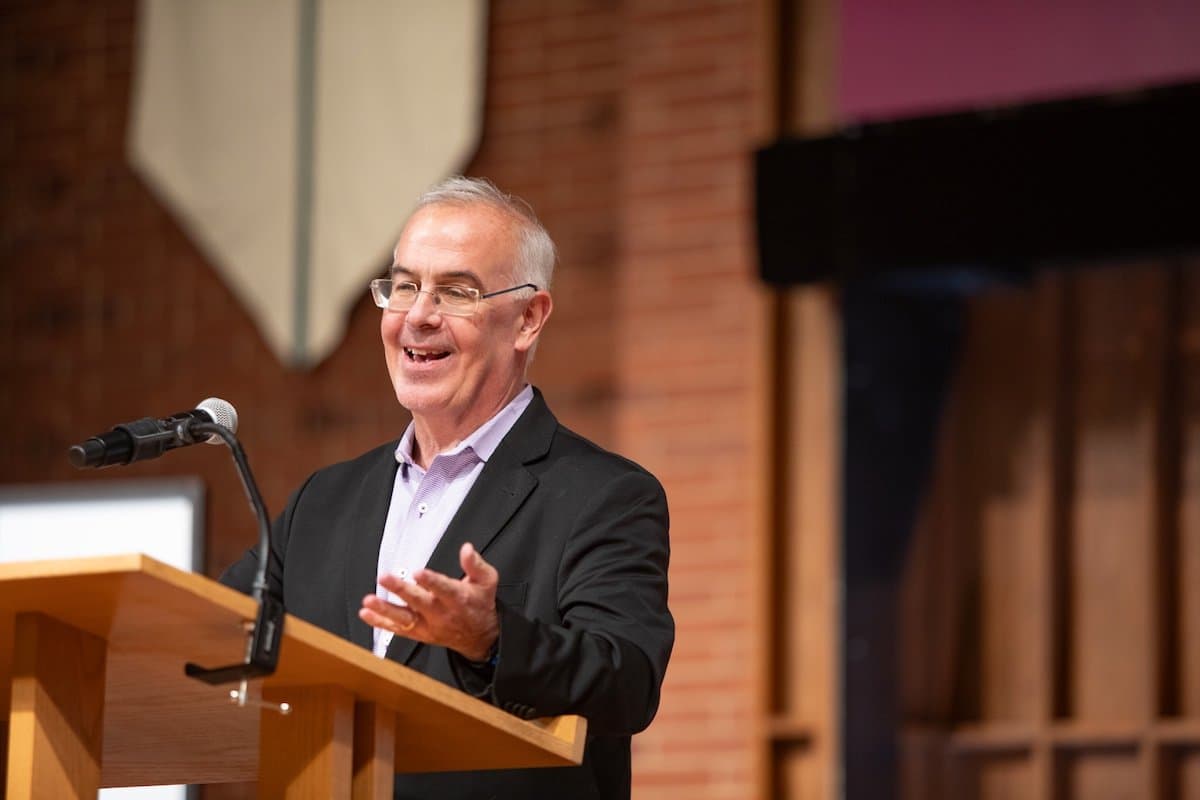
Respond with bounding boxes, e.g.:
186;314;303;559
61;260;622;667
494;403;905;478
393;382;452;416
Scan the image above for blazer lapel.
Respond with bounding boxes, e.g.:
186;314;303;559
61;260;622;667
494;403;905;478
344;445;402;650
386;390;557;665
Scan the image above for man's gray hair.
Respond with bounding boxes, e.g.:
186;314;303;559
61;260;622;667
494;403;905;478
416;176;556;291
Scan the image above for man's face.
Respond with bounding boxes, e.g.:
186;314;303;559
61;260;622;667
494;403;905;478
381;203;543;434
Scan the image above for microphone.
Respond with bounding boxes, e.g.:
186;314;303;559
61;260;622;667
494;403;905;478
68;397;239;469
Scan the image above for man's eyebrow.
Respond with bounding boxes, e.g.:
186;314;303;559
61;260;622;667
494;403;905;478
389;265;484;287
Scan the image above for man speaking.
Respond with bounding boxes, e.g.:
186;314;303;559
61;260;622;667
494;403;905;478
221;177;674;799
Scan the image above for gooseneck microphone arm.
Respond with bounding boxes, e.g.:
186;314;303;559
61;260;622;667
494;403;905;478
182;421;285;685
187;421;271;602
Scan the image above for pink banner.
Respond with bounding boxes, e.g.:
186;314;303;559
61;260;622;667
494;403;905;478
839;0;1200;123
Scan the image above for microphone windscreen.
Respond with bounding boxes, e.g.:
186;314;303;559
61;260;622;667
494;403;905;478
196;397;239;444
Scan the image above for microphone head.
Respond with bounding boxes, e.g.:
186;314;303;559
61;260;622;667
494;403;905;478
196;397;239;444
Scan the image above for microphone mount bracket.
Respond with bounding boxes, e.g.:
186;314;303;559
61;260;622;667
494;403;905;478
115;417;183;464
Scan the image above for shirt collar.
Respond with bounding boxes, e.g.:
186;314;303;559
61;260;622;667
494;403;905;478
394;385;535;468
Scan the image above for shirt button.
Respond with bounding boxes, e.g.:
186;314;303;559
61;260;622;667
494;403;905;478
417;502;429;515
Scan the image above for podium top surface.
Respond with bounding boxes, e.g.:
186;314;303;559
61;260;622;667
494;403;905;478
0;555;585;787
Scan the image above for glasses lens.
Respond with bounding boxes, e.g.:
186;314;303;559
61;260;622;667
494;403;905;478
371;280;417;310
390;281;420;310
434;285;478;314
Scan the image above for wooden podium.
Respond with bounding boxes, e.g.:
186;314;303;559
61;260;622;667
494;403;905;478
0;555;586;798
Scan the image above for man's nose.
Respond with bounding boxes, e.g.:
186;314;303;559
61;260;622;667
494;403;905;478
405;289;443;325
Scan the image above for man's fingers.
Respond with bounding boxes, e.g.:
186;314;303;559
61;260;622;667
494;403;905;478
460;543;498;586
378;575;438;612
411;568;461;597
359;597;420;633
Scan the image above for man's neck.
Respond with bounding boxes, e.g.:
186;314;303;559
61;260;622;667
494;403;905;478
409;385;526;469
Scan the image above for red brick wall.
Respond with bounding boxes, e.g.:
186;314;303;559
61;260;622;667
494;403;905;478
616;3;767;798
0;2;768;798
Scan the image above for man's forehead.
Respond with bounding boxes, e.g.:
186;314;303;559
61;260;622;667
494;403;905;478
389;263;484;287
398;202;482;240
391;204;515;276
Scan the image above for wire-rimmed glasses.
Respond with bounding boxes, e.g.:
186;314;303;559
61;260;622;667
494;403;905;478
369;279;538;316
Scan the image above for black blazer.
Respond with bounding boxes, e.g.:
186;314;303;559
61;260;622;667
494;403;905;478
221;389;673;799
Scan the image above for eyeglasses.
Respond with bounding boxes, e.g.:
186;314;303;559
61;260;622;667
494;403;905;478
369;278;538;317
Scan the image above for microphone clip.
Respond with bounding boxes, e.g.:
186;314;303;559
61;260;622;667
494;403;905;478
113;416;192;463
185;591;286;685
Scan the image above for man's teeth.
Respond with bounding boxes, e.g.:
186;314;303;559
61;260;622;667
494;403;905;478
404;347;450;362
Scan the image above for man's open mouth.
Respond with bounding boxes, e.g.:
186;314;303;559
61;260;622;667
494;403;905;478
404;347;451;363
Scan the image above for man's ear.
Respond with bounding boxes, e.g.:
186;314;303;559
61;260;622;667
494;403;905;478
515;291;553;353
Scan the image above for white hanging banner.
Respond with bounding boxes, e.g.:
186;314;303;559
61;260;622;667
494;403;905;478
129;0;486;367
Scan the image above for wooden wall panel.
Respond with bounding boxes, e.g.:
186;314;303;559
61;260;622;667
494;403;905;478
899;262;1200;800
955;753;1034;800
898;730;949;798
900;469;968;724
968;288;1055;726
1169;747;1200;799
1183;457;1200;716
900;280;1061;733
773;740;824;800
1179;266;1200;718
1068;268;1163;722
1057;750;1141;800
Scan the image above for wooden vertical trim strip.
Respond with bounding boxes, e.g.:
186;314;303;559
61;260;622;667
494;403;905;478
260;684;354;799
5;612;107;800
1050;272;1078;726
789;0;839;135
1154;262;1184;720
753;0;843;790
1143;264;1182;799
789;287;842;798
1034;273;1076;800
754;285;785;799
352;701;396;800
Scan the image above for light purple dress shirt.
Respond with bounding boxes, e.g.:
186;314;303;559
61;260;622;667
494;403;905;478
372;385;534;657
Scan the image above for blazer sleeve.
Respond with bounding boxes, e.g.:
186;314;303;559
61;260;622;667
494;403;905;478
459;469;674;736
